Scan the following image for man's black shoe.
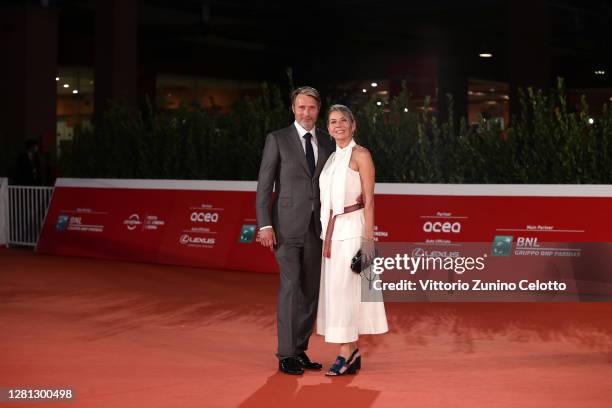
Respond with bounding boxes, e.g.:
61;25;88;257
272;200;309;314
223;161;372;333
296;352;323;370
279;357;304;375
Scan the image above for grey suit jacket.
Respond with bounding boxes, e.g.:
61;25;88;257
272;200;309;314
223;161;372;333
256;124;334;243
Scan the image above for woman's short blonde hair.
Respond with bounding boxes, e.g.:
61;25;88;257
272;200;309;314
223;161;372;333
327;104;355;124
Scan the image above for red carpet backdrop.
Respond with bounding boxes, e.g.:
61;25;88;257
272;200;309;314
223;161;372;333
37;179;612;294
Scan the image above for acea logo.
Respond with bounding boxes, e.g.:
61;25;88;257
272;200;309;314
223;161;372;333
190;212;220;223
492;235;513;256
239;224;256;243
56;215;69;232
123;214;142;231
422;221;461;233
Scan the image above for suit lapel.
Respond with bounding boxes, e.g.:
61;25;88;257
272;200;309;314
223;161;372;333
286;124;311;176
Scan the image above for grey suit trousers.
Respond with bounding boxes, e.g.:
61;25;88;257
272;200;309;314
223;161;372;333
275;214;322;359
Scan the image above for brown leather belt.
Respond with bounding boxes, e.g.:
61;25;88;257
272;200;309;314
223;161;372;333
322;202;364;258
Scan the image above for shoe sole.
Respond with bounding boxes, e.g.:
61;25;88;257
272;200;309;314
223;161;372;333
279;369;304;375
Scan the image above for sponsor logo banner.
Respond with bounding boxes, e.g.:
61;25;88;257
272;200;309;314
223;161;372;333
37;185;275;272
37;180;612;290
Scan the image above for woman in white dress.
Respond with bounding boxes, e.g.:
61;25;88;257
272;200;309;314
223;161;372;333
317;104;388;376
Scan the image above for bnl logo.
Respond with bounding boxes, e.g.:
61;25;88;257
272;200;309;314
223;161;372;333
239;224;256;243
56;215;69;231
491;235;513;256
492;236;540;256
516;237;540;247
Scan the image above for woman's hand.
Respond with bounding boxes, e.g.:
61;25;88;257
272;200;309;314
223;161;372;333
361;237;376;268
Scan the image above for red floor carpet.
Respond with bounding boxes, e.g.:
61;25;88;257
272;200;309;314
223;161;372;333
1;249;612;407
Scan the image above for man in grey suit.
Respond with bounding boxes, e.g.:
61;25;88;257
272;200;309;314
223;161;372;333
256;86;334;375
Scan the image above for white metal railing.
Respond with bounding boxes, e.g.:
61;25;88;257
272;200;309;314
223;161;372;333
0;178;7;246
8;185;54;247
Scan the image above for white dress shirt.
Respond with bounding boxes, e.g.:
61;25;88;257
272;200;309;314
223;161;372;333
294;121;318;165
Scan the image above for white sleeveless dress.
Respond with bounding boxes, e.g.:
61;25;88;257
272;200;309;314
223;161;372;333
316;141;388;343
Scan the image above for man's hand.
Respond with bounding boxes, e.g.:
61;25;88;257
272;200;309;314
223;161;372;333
258;228;277;250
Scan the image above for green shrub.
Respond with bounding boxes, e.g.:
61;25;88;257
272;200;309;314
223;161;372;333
58;78;612;183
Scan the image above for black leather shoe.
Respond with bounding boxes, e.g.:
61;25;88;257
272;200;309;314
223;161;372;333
297;352;323;370
279;357;304;375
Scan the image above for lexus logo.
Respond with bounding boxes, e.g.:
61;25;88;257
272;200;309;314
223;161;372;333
179;234;215;245
412;248;425;257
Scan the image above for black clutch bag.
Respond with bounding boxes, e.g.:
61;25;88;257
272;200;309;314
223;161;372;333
351;249;378;273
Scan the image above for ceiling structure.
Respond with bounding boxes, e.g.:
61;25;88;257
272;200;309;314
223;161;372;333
6;0;612;88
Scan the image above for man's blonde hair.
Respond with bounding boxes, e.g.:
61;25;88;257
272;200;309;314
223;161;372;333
291;86;321;108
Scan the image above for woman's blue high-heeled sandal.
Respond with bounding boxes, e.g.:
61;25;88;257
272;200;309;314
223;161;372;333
352;349;361;370
325;349;360;376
